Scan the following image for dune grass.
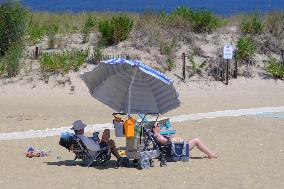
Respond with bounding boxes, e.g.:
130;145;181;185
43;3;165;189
29;12;140;34
1;1;284;79
266;56;284;79
39;50;88;74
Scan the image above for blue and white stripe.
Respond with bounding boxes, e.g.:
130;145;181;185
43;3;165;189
103;58;173;85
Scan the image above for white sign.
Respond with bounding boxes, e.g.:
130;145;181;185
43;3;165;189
223;45;233;60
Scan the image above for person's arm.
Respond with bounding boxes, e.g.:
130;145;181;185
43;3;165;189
154;132;168;144
78;135;100;151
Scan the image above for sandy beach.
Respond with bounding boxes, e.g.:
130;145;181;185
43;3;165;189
1;1;284;188
0;74;284;189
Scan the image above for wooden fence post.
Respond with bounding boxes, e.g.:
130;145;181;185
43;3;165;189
281;50;284;63
182;53;186;81
35;47;39;59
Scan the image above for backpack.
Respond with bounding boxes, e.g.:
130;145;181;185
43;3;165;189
59;132;75;150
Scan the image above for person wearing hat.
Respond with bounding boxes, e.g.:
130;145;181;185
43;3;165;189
71;120;127;164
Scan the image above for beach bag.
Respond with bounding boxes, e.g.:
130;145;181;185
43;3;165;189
126;125;141;151
139;151;151;169
166;140;189;162
114;120;124;137
59;132;74;150
126;136;139;151
124;117;135;138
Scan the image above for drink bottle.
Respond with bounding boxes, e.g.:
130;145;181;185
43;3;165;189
93;132;100;142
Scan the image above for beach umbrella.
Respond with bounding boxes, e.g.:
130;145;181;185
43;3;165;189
80;58;180;115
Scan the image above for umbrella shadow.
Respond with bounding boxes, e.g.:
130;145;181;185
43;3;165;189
44;160;80;167
44;160;121;169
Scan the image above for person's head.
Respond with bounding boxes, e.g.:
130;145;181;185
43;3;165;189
71;120;87;135
101;129;110;141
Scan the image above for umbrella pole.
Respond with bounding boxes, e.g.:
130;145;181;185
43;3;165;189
128;68;137;117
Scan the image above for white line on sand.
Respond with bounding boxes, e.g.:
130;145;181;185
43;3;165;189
1;106;284;141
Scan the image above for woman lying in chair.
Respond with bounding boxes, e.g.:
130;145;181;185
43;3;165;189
153;123;218;159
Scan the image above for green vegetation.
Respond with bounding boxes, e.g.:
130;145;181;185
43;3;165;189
93;47;103;64
159;41;173;56
0;60;5;75
264;12;284;38
188;54;207;76
170;6;193;19
0;43;24;77
266;56;284;79
29;12;139;34
28;12;80;34
165;7;222;33
236;37;256;61
241;15;263;35
98;14;133;45
0;0;29;76
0;1;28;57
28;23;46;44
4;43;24;77
82;15;96;43
166;6;192;28
46;24;59;49
39;50;88;73
166;58;175;71
191;10;222;33
159;36;177;71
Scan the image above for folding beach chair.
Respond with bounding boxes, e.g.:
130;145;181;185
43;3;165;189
59;133;111;167
138;114;176;138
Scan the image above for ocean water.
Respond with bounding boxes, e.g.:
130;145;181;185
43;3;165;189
21;0;284;16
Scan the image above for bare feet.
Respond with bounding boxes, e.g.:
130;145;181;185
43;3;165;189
208;153;218;159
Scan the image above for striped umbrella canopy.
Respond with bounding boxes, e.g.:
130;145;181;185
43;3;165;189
80;58;180;114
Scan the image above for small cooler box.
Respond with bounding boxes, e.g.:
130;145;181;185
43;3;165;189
166;140;189;162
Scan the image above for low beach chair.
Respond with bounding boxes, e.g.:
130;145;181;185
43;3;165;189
59;133;110;167
138;114;176;137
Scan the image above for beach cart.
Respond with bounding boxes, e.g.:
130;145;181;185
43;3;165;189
113;113;167;169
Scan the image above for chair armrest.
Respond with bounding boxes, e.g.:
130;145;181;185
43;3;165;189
160;130;176;135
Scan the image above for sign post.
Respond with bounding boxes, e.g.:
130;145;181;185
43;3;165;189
223;45;233;85
182;53;186;81
234;50;237;79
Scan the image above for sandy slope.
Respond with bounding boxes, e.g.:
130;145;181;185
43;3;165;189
0;74;284;189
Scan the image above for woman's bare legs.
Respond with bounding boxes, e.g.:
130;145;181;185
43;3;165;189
101;129;121;160
188;138;218;159
108;139;122;160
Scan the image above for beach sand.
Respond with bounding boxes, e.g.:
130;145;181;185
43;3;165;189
0;75;284;189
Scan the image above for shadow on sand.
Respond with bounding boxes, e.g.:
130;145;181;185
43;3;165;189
44;159;126;169
45;156;207;169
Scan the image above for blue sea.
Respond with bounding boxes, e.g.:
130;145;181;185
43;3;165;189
21;0;284;16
